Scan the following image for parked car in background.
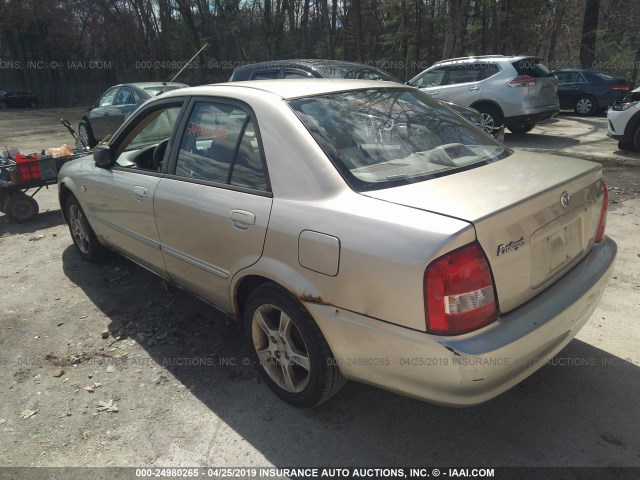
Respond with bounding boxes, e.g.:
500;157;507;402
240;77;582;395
607;86;640;151
78;82;188;148
230;59;504;140
407;55;559;134
59;79;615;408
0;89;38;109
554;69;634;116
229;59;400;82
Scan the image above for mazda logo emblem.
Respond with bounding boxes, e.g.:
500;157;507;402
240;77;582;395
560;191;570;208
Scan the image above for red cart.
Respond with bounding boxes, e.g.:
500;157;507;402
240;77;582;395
0;151;86;223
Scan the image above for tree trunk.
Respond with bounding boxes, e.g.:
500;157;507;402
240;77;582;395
579;0;600;68
353;0;364;62
547;0;564;66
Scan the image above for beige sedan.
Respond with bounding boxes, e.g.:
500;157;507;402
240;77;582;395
58;80;616;407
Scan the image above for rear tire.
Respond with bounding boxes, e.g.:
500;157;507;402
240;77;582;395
4;193;39;223
244;283;346;407
574;95;597;116
508;124;536;134
66;195;108;261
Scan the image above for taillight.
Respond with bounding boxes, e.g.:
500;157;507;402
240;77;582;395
609;84;632;90
595;181;608;243
507;75;536;87
424;242;497;335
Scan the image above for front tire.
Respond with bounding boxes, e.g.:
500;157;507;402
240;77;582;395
78;120;97;149
633;126;640;152
574;95;597;116
66;195;108;261
244;283;346;407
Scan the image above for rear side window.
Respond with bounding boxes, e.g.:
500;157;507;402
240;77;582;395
251;70;280;80
175;102;268;190
512;58;554;78
445;65;483;85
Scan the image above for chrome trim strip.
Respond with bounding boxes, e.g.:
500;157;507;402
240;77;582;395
89;214;161;250
161;245;230;279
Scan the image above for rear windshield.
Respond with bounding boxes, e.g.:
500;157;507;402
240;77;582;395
288;88;510;191
512;58;554;77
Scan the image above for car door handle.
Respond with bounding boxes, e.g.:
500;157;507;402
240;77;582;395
133;185;148;201
469;86;479;91
229;209;256;230
429;92;439;96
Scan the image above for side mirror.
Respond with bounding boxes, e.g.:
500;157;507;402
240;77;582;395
93;144;114;168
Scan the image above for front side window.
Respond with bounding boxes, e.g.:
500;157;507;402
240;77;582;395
411;68;446;88
98;87;118;107
115;105;183;170
288;88;510;191
175;102;268;190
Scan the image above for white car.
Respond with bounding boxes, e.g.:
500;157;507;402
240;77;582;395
607;87;640;151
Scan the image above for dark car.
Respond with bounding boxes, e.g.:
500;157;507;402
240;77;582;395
78;82;188;148
554;69;634;116
229;59;399;82
230;59;504;140
0;89;38;109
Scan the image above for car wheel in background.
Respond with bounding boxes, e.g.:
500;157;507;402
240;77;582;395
29;101;37;108
66;195;108;261
4;193;39;222
78;120;97;148
508;124;536;134
0;102;7;109
475;105;503;135
574;95;597;116
244;282;346;407
632;126;640;152
617;140;635;151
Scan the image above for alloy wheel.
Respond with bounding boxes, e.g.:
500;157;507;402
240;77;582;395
251;303;311;393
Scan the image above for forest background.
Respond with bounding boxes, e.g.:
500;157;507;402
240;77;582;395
0;0;638;106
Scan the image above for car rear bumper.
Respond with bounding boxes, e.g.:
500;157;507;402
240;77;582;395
307;237;616;406
505;107;560;127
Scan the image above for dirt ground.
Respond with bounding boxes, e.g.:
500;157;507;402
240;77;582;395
1;108;640;472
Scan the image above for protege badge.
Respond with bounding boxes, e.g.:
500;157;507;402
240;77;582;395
497;237;525;256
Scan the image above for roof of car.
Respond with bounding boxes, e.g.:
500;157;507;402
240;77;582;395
230;59;400;81
236;59;385;70
432;55;534;65
161;79;409;100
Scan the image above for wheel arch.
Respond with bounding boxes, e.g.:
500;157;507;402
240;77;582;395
469;100;504;118
623;110;640;141
231;261;326;323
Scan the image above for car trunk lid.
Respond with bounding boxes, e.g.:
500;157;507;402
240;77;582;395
510;57;558;107
362;152;604;313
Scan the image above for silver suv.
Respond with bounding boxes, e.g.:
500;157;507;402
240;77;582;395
407;55;559;134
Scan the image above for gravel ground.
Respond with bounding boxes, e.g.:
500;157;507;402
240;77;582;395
1;108;639;474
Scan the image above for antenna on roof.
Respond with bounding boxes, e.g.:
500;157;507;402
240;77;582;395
167;43;209;86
